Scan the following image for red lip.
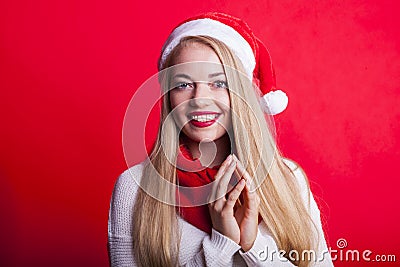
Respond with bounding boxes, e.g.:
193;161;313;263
190;119;217;128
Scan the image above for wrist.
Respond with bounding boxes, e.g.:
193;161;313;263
240;241;255;252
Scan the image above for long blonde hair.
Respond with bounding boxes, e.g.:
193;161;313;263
133;36;319;266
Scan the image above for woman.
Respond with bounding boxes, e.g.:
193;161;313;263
108;12;333;266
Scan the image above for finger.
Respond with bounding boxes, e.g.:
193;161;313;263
214;159;237;202
225;178;246;209
232;155;259;207
232;155;254;188
242;180;260;211
231;167;242;187
214;154;233;180
207;154;233;204
234;198;242;209
243;180;256;199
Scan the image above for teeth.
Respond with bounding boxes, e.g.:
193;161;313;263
191;114;218;122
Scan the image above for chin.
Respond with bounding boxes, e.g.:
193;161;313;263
185;132;227;143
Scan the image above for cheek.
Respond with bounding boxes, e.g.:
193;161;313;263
169;91;189;110
169;93;178;109
215;91;231;112
214;92;232;128
169;93;187;125
222;92;232;123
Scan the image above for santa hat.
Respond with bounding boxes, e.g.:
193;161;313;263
158;12;288;115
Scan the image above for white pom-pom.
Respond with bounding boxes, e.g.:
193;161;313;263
261;90;288;115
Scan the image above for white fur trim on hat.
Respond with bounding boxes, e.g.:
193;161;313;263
261;90;288;115
159;18;256;78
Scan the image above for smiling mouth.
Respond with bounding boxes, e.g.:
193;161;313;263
189;114;220;122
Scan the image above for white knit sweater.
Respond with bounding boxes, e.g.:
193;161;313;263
108;158;334;266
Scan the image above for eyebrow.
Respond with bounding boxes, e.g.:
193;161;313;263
172;74;192;80
172;72;226;80
208;72;225;78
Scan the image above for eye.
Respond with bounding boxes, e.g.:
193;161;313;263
173;82;194;90
211;80;228;89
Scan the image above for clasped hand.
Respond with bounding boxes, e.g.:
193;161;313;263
208;154;261;252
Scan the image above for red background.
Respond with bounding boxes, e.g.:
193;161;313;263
1;0;399;266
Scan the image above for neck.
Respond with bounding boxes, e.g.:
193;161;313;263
182;134;231;168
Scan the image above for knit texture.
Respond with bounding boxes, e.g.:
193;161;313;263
108;158;334;266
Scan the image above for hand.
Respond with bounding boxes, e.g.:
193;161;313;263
208;155;246;244
232;155;260;251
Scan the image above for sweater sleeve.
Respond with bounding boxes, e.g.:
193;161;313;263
238;228;297;266
108;165;143;267
237;159;334;267
181;228;241;266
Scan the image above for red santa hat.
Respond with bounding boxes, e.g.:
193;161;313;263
158;12;288;115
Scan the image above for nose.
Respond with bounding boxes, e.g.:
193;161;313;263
189;82;213;108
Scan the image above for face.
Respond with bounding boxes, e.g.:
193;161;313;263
168;43;232;143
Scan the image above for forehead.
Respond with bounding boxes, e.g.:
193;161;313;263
170;43;225;79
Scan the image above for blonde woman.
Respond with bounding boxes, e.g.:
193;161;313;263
108;12;333;267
